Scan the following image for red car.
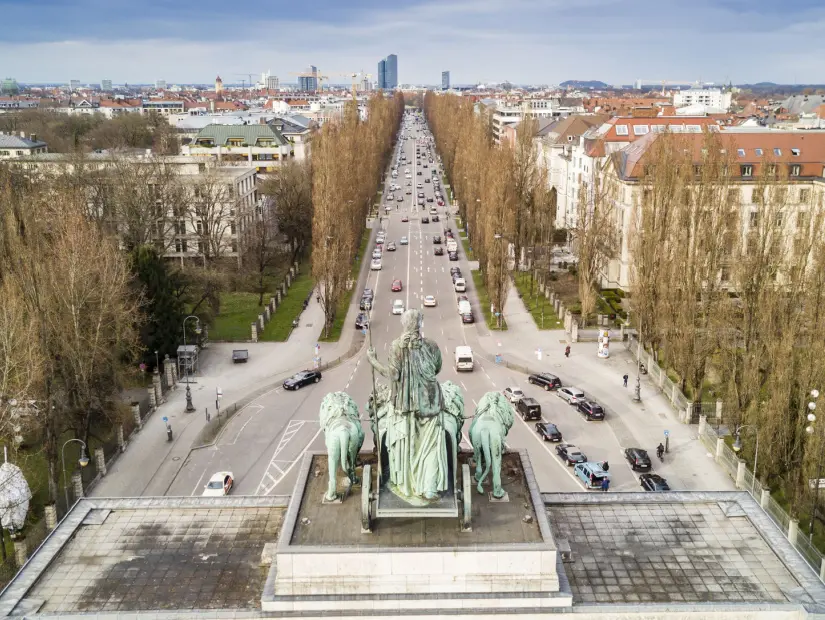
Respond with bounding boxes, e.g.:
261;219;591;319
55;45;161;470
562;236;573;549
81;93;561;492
391;279;403;292
437;199;445;206
401;216;409;222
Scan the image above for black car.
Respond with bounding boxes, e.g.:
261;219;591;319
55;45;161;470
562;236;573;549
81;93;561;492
432;214;440;222
433;235;442;244
450;267;462;276
355;313;369;330
555;444;587;466
359;296;372;311
625;448;652;471
535;422;562;442
362;288;374;299
452;272;463;284
577;400;605;421
283;370;322;390
528;373;562;391
422;216;430;223
434;247;444;256
427;197;433;202
640;473;671;491
461;312;474;324
448;251;458;261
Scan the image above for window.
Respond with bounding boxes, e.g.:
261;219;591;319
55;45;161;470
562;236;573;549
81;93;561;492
755;148;763;156
749;211;759;228
720;266;730;282
741;164;753;177
766;163;777;175
800;188;810;203
686;125;701;133
798;212;809;231
791;148;801;156
197;241;206;254
774;148;782;156
774;212;784;227
230;222;236;235
633;125;649;136
694;164;703;176
175;220;186;235
615;125;629;136
790;164;801;176
651;124;666;133
231;241;238;253
737;148;746;157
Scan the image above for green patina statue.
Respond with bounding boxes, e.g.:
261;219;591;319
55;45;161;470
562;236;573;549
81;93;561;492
319;391;365;501
367;308;464;503
469;391;514;498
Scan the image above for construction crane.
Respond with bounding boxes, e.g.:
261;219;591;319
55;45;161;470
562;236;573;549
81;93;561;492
234;73;257;91
635;79;704;95
289;70;329;93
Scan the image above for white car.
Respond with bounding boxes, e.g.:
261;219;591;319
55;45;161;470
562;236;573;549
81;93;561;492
202;471;234;497
558;387;585;404
370;258;382;270
423;295;437;307
372;249;382;259
392;299;405;315
400;236;409;245
503;387;524;403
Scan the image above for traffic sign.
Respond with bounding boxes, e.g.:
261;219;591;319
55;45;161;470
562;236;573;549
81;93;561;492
664;430;669;437
162;416;168;422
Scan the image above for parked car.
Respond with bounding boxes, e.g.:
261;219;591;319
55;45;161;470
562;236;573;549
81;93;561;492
535;422;562;442
450;267;462;276
461;312;474;324
624;448;652;471
503;387;524;403
555;444;587;466
640;473;671;492
422;216;429;223
577;400;605;421
392;299;405;315
372;249;382;260
516;397;541;420
391;279;403;292
432;214;440;222
284;370;322;390
574;462;610;489
558;386;585;404
231;349;249;363
359;296;372;311
434;247;444;256
355;313;369;329
448;251;458;261
528;373;562;391
202;471;234;497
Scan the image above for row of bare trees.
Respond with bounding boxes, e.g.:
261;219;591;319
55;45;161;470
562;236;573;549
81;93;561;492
423;93;555;325
312;94;404;336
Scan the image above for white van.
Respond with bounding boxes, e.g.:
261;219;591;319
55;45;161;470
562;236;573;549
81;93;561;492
455;346;474;371
454;278;466;292
446;239;458;253
457;300;472;315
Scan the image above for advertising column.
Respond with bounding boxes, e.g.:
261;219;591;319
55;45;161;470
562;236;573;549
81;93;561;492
597;329;610;358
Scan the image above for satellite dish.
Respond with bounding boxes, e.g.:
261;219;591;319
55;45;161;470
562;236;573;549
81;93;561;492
0;462;31;531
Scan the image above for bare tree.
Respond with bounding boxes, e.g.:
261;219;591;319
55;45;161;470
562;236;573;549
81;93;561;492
260;160;312;263
186;171;240;264
243;203;286;306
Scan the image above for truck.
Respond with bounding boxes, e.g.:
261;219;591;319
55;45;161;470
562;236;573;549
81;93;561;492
455;346;474;372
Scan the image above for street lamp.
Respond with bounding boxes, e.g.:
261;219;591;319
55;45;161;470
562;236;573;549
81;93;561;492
61;438;89;511
182;315;201;383
805;389;822;541
732;424;759;485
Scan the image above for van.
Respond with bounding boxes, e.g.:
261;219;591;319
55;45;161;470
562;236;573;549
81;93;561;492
573;462;610;489
457;300;472;316
446;240;458;253
516;397;542;421
454;278;466;292
455;346;474;371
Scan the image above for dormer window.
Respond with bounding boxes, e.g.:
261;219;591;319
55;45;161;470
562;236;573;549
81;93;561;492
774;148;782;156
791;148;801;156
633;125;649;136
755;148;763;156
737;148;746;157
615;125;629;136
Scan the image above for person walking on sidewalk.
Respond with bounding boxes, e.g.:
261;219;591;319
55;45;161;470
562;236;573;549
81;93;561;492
623;373;629;387
564;345;571;358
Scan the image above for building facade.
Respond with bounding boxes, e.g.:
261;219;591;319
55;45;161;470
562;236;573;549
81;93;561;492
673;88;732;111
0;132;48;159
385;54;398;89
491;98;585;144
442;71;450;90
299;66;318;92
101;79;112;92
377;60;386;89
181;124;293;169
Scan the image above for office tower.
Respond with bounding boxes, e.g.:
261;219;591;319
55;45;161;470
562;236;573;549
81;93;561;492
266;74;279;91
442;71;450;90
69;79;81;91
1;78;20;94
385;54;398;89
377;59;386;89
101;79;113;92
299;65;318;92
156;79;167;90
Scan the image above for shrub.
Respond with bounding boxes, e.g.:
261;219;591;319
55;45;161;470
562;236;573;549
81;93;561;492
548;273;558;281
567;265;577;275
615;289;625;298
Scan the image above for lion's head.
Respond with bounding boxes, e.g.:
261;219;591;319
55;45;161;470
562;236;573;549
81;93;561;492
319;391;360;430
474;391;514;433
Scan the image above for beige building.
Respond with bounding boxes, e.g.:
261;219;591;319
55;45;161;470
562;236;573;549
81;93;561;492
0;131;47;159
181;123;293;171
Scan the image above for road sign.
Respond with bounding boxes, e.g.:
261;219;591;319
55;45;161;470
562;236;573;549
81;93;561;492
216;387;223;398
162;416;168;422
664;430;669;437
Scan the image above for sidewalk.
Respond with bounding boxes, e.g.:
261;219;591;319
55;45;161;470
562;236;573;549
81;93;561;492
465;282;734;491
93;291;359;498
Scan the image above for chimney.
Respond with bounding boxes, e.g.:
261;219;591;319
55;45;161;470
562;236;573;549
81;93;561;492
20;131;25;138
30;133;37;143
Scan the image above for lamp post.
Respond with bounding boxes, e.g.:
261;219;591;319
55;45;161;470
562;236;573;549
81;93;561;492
732;424;759;485
61;438;89;511
182;315;201;384
805;389;822;541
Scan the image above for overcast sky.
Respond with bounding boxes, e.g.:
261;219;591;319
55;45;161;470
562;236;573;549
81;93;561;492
3;0;825;85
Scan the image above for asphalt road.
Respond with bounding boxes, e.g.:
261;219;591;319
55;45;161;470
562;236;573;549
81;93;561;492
169;113;665;498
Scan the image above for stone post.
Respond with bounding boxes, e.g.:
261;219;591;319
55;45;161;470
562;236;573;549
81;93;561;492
251;322;258;343
258;314;265;333
147;386;157;411
286;273;292;288
264;306;271;322
682;402;694;425
571;321;579;343
658;367;666;389
294;260;299;273
117;425;125;452
538;282;545;294
94;447;107;477
597;314;603;326
698;414;707;436
152;371;163;405
276;290;282;305
14;540;27;567
716;399;724;425
554;299;561;314
171;364;178;385
545;288;551;300
788;519;799;546
715;437;725;463
164;355;175;389
44;504;58;531
72;471;84;500
131;402;142;430
735;459;747;489
820;558;825;583
671;383;679;405
290;265;296;277
760;488;771;510
619;323;626;341
270;296;277;312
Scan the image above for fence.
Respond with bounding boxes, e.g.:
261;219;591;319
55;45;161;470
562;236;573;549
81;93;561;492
698;420;825;581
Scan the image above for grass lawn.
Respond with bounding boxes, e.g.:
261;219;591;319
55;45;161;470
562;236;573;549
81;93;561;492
207;292;263;341
471;270;507;330
320;230;370;342
513;272;562;329
460;235;475;261
259;263;314;342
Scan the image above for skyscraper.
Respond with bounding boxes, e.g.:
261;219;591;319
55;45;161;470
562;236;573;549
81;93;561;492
299;65;318;92
155;79;167;90
101;79;112;92
441;71;450;90
377;59;386;89
385;54;398;89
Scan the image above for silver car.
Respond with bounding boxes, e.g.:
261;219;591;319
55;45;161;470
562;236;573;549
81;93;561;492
558;387;585;404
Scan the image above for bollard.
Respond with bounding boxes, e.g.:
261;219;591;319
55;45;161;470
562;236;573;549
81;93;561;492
276;290;282;305
251;322;258;343
72;471;84;500
45;504;58;531
270;296;277;312
95;447;107;477
264;306;271;321
788;519;799;546
131;402;142;430
735;459;746;489
13;540;27;567
760;488;771;510
117;425;125;452
820;558;825;582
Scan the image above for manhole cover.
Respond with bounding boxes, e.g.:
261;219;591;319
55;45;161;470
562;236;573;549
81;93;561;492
172;457;181;461
306;323;313;327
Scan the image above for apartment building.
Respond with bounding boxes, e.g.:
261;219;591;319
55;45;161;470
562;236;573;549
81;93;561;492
0;131;48;159
673;88;732;111
491;98;584;144
181;124;293;171
142;100;186;116
600;131;825;290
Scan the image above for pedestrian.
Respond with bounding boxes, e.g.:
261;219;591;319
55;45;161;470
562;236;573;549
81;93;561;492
623;373;629;387
601;477;610;492
564;345;571;358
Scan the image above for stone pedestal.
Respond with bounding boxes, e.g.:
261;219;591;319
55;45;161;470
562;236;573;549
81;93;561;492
117;425;125;452
152;371;163;405
72;471;84;500
251;322;258;343
164;355;176;390
95;447;107;477
44;504;58;531
14;540;27;567
147;386;156;411
131;402;142;430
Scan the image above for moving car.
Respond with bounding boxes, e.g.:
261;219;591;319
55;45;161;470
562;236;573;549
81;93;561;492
392;299;405;315
391;279;403;292
535;422;563;442
386;241;397;251
516;397;541;420
640;473;671;492
401;216;409;223
355;313;369;329
400;236;409;245
577;400;605;421
503;387;524;403
370;258;382;271
432;214;440;222
624;448;652;471
433;235;442;244
528;373;562;391
422;216;429;223
555;444;587;466
558;386;585;404
434;247;444;255
284;370;322;390
437;199;445;206
423;295;437;307
397;196;404;202
202;471;234;497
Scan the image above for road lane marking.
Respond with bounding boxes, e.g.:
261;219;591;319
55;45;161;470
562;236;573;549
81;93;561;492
255;420;306;495
228;404;266;445
259;426;325;496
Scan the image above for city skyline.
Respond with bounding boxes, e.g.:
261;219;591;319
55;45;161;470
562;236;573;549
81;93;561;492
2;0;825;84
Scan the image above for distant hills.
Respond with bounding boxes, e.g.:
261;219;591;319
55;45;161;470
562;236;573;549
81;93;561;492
560;80;609;89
